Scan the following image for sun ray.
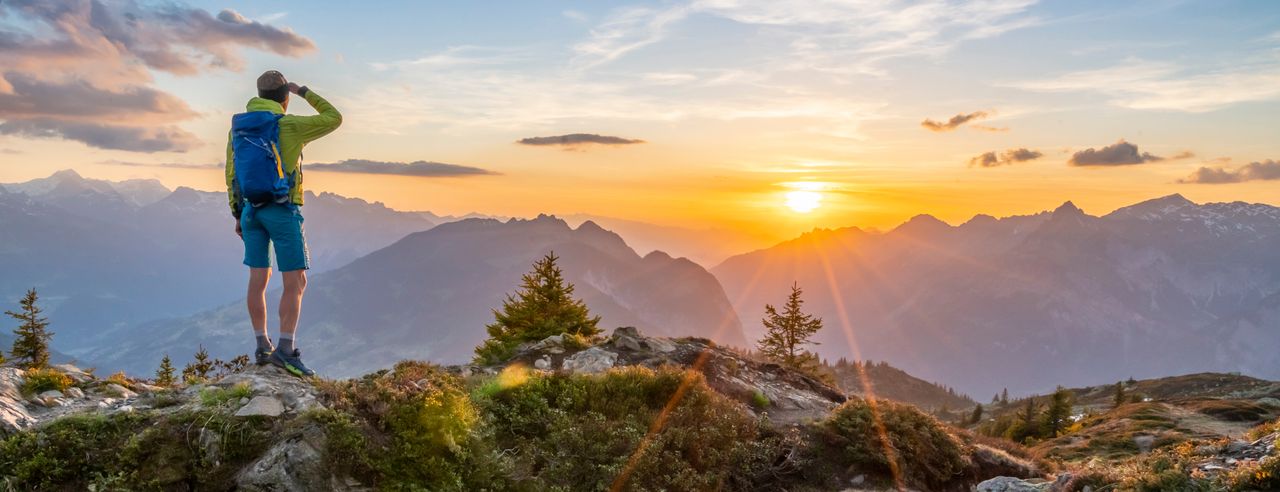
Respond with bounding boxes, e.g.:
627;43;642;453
610;251;779;491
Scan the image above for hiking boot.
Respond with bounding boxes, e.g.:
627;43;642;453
270;348;316;377
254;347;274;366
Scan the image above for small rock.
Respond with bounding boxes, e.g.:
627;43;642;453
240;397;250;405
235;396;285;418
1133;435;1155;453
526;334;567;354
40;397;65;408
1226;440;1249;454
116;405;134;413
613;326;641;339
643;337;677;353
38;389;65;400
66;387;85;399
850;474;865;485
105;383;137;399
561;347;618;374
52;364;92;384
534;355;551;370
611;335;643;351
975;476;1051;492
133;383;161;393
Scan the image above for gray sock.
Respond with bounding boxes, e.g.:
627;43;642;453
256;334;273;352
278;334;295;354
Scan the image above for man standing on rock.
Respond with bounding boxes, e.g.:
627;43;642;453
225;70;341;377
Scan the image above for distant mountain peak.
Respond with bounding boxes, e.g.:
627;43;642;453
1104;193;1201;222
1053;201;1083;216
50;168;84;180
961;214;998;227
891;214;951;237
1152;193;1193;206
576;219;606;233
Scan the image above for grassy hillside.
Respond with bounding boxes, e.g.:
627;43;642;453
826;359;976;412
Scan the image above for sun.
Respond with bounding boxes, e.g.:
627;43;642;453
785;190;822;213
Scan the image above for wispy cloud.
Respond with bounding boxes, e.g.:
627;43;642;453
0;0;314;152
1178;160;1280;184
921;111;990;132
573;0;1040;73
0;119;201;153
517;133;645;148
1069;140;1162;167
1006;60;1280;112
306;159;498;177
969;148;1042;167
101;160;220;169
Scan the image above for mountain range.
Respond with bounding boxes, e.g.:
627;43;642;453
3;171;1278;400
712;195;1280;397
86;215;747;377
0;170;438;355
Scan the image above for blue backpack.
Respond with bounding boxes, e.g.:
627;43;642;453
231;111;291;210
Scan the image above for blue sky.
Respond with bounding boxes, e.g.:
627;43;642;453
1;0;1278;236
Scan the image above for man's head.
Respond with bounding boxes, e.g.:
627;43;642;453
257;70;290;109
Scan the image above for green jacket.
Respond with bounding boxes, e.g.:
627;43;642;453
225;90;342;218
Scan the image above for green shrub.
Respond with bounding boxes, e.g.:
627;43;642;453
1222;454;1280;491
478;365;777;491
751;390;770;409
20;367;72;395
318;360;493;490
199;382;253;407
106;370;133;390
811;397;969;490
0;408;272;489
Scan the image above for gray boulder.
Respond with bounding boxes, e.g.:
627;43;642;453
235;396;285;418
562;347;618;374
236;425;365;491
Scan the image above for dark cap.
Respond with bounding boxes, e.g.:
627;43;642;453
256;70;288;91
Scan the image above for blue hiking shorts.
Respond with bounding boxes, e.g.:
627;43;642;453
241;204;310;272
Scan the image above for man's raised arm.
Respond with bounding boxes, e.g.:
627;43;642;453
289;84;342;144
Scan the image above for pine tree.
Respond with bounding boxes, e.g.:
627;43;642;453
474;252;602;364
1019;397;1038;433
992;393;1000;404
7;288;53;369
757;283;824;377
155;354;176;387
1112;381;1126;409
1042;386;1073;438
183;345;214;384
1000;388;1009;406
970;403;984;425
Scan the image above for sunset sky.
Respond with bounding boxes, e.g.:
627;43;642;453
1;0;1278;242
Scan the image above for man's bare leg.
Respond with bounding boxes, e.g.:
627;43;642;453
247;267;272;340
278;269;307;353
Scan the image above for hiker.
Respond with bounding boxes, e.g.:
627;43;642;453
225;70;341;377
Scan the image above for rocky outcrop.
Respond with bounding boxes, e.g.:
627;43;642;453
492;326;847;423
1191;432;1278;478
0;364;150;435
0;367;34;434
